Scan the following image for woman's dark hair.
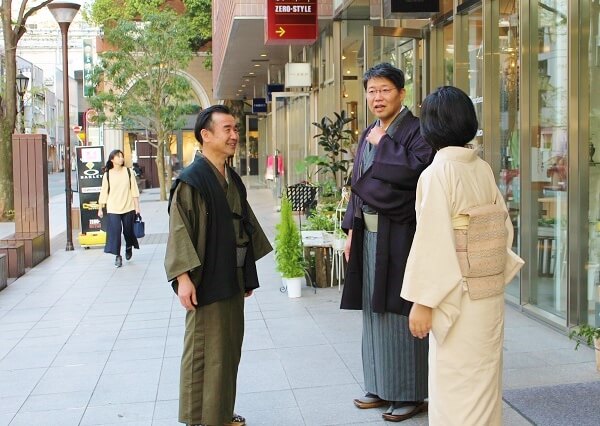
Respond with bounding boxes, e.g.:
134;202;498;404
105;149;124;171
419;86;478;150
194;104;232;144
363;63;405;90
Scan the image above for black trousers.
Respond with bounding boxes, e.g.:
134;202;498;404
104;210;139;255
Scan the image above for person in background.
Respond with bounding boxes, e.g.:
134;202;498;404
165;105;272;426
341;63;434;422
401;86;524;425
98;149;140;267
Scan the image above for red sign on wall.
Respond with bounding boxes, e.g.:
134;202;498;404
265;0;318;45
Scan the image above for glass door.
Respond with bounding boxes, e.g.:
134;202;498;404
271;92;311;192
363;26;423;121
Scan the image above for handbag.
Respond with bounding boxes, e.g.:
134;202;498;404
133;213;145;238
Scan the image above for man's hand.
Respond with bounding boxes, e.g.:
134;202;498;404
244;290;254;298
177;273;197;311
344;229;353;261
408;303;432;339
366;126;386;146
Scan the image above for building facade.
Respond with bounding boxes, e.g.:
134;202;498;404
213;0;600;331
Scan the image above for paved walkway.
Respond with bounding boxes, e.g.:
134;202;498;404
0;184;598;425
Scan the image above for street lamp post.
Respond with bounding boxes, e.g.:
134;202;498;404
48;2;80;252
16;72;29;134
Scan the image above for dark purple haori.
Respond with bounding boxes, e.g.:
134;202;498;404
341;110;435;316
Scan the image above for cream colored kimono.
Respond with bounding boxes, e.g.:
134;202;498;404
401;147;523;426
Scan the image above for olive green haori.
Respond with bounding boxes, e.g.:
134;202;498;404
165;158;271;425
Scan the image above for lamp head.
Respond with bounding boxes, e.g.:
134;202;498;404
47;2;80;25
16;72;29;97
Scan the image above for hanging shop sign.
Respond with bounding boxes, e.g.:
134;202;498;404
266;84;285;101
390;0;439;17
252;98;267;113
83;39;94;97
285;63;311;88
265;0;318;45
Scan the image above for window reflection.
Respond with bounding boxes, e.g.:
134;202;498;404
587;0;600;327
499;0;521;299
530;0;569;318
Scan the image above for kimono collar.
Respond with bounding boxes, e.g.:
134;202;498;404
434;146;478;163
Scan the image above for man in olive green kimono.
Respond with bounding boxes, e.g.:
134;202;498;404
165;105;272;426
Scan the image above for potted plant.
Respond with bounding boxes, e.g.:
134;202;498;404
275;197;305;298
569;324;600;372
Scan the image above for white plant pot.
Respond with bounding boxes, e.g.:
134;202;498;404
285;277;303;298
332;237;345;251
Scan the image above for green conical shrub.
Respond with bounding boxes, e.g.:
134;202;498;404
274;197;305;278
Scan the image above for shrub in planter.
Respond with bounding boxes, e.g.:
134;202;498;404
275;197;305;279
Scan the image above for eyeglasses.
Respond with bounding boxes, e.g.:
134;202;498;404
366;87;397;97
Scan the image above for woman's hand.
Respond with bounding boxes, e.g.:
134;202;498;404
97;209;103;218
409;303;432;339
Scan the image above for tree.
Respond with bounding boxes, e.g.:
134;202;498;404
89;9;194;200
85;0;212;51
0;0;54;219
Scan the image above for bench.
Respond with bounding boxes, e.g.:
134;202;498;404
0;241;25;278
0;253;7;290
2;232;46;268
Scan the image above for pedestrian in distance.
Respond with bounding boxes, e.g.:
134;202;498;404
98;149;140;268
164;105;272;426
341;62;434;422
401;86;524;425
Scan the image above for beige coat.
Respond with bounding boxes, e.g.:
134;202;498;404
401;147;523;426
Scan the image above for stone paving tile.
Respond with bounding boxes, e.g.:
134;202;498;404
19;390;91;412
0;412;14;426
0;395;26;415
80;401;155;425
7;407;85;426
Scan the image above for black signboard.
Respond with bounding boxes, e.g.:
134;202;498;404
267;84;285;101
391;0;439;14
76;146;105;234
252;98;267;113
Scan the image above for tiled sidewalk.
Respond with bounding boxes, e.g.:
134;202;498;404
0;186;597;425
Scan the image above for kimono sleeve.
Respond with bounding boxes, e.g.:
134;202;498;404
400;168;463;308
247;203;273;261
371;127;433;188
164;183;204;282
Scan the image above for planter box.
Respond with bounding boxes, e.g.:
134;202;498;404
0;254;7;291
0;241;25;278
303;246;331;288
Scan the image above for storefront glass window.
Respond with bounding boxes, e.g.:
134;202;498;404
499;0;521;298
464;8;483;154
444;23;454;85
530;0;569;319
587;0;600;326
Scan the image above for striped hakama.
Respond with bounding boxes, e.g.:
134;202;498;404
362;230;428;402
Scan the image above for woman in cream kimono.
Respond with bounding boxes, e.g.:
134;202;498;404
401;86;523;426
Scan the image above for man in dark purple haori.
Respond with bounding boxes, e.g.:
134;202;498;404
341;63;434;422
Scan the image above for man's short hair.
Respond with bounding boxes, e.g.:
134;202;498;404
420;86;478;150
363;63;405;90
194;105;232;144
